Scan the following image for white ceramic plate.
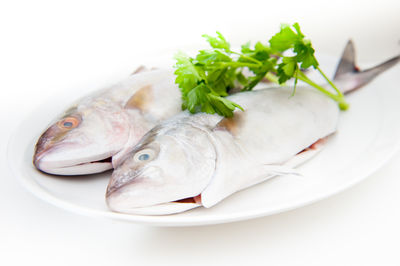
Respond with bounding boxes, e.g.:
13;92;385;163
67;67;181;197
7;53;400;227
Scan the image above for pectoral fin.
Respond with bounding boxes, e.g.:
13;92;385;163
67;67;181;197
200;137;329;208
200;164;300;208
259;164;301;177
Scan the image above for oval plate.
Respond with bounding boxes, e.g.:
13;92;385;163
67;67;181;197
7;55;400;226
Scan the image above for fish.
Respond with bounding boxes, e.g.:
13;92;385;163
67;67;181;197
33;68;182;175
105;41;400;215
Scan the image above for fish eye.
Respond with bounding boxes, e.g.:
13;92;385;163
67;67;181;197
138;154;150;161
58;116;80;129
134;148;155;162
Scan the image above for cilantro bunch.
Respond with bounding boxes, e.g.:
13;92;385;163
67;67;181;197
174;23;349;117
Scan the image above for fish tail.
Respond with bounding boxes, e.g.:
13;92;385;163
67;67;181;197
333;40;400;94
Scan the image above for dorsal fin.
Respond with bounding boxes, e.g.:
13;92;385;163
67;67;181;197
333;40;357;80
124;85;153;111
214;112;245;136
131;66;159;75
131;65;149;75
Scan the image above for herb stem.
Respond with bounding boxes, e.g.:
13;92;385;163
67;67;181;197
231;51;262;65
209;62;261;68
317;67;344;97
297;71;349;110
265;72;280;84
174;25;350;117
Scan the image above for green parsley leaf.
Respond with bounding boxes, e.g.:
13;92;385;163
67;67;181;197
269;24;298;52
202;32;231;53
186;83;209;113
294;42;318;69
174;23;349;117
195;49;232;65
174;52;202;94
208;94;243;117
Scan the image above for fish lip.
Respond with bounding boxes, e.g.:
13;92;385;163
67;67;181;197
106;195;202;215
106;185;202;204
33;144;114;175
33;143;64;170
105;173;203;212
108;202;202;216
35;158;113;175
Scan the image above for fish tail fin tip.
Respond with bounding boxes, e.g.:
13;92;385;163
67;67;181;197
362;54;400;78
333;40;400;94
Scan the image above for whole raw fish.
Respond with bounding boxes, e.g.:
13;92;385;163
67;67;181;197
106;41;400;215
33;68;181;175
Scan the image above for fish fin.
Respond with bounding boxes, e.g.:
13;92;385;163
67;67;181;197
131;66;160;75
260;164;302;177
333;40;357;80
131;65;149;75
285;136;330;168
124;84;154;111
200;164;300;208
201;138;332;208
213;112;245;136
334;40;400;94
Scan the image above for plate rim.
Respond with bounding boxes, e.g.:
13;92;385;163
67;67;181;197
7;55;400;227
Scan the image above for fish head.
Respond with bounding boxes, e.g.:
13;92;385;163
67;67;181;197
33;100;132;175
106;124;216;215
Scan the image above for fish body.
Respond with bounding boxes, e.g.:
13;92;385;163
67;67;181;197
33;68;182;175
106;41;400;215
106;86;338;214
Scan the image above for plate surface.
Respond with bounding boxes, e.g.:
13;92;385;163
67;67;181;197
7;54;400;226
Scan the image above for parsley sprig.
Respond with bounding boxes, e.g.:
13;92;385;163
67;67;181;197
174;23;349;117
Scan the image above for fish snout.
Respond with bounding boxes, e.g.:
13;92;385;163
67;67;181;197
33;149;48;170
34;114;83;170
106;168;140;197
33;129;60;170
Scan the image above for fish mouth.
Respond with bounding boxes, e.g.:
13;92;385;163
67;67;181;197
175;194;202;204
106;194;203;215
34;148;114;176
105;171;203;215
106;183;203;215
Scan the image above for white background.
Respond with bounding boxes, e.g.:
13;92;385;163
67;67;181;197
1;0;400;265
